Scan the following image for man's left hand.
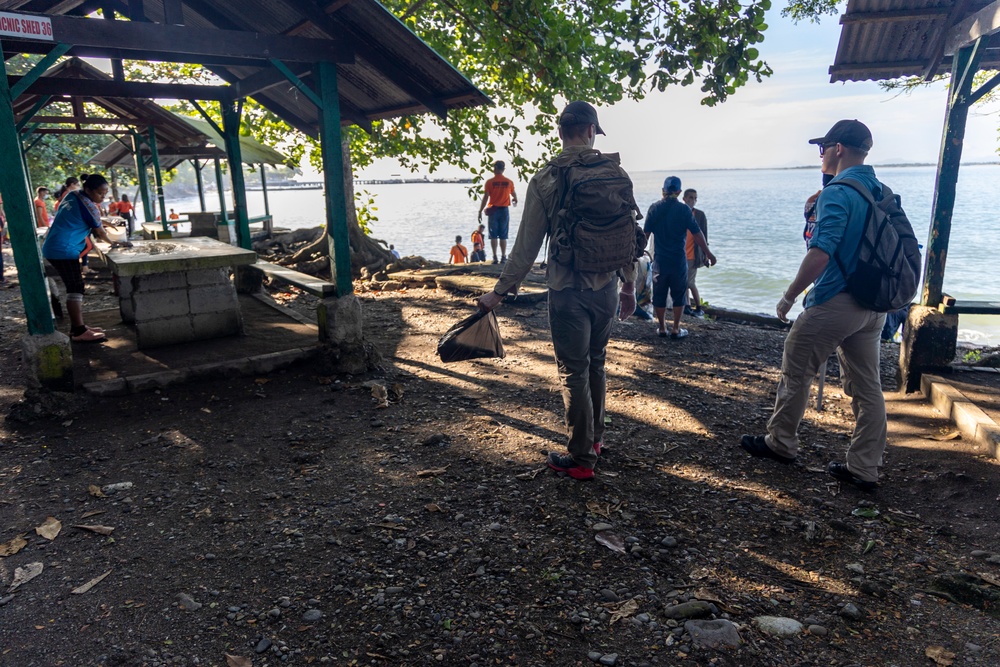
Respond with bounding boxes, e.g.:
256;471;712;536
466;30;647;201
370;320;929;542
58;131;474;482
705;251;718;267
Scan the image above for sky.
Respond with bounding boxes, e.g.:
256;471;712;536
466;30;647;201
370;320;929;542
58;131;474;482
356;5;1000;178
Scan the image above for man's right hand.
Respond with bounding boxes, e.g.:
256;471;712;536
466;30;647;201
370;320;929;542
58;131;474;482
705;251;718;267
478;290;503;312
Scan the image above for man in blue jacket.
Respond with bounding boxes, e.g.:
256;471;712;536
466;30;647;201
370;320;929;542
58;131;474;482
740;120;888;492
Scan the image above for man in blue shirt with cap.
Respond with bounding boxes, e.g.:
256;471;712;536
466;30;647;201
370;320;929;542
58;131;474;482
643;176;715;339
740;119;888;492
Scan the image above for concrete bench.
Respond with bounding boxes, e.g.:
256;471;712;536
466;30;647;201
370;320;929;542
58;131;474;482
141;223;173;240
242;261;337;297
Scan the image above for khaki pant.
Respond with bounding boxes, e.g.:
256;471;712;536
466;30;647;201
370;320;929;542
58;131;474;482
765;292;887;482
548;280;618;468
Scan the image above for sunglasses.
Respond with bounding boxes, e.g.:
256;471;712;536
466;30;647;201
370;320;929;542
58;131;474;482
818;142;838;157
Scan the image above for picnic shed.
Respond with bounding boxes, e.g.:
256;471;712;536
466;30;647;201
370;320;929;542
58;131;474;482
829;0;1000;389
1;0;490;390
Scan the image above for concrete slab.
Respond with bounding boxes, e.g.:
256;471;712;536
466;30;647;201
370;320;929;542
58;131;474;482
71;294;320;394
104;237;257;277
921;374;1000;461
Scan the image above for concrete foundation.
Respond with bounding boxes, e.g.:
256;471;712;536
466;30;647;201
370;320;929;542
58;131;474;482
124;268;243;348
21;332;74;392
317;293;363;346
899;305;958;393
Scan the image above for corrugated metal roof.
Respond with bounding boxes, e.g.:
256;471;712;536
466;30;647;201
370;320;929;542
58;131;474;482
13;58;286;168
1;0;491;136
830;0;1000;82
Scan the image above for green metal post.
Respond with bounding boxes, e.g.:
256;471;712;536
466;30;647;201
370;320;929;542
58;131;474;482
921;41;984;307
147;126;167;231
260;163;270;216
193;159;207;212
316;61;353;296
0;43;55;335
214;157;228;225
131;131;153;223
220;99;251;249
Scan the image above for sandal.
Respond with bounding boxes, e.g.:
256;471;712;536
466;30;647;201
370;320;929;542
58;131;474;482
71;329;106;343
670;328;689;340
85;325;105;334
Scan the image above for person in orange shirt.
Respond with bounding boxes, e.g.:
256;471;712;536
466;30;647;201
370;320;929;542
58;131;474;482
477;161;518;264
115;194;135;236
34;187;51;228
449;235;468;264
682;188;709;318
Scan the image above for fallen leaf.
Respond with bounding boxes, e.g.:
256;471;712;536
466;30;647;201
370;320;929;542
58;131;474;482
71;569;112;594
9;562;43;591
225;654;252;667
978;572;1000;588
87;485;106;498
692;588;723;604
61;420;73;427
586;501;611;518
254;378;270;385
925;430;961;442
851;507;880;518
371;384;389;408
80;510;105;519
424;504;443;513
389;383;404;402
416;466;450;478
0;535;27;557
515;468;544;481
71;525;115;536
925;645;956;666
35;517;62;541
595;531;626;554
609;598;639;624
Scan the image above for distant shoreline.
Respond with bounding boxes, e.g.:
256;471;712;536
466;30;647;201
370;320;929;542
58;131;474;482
647;162;1000;173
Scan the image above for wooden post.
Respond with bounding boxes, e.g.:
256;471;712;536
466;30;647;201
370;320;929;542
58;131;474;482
214;157;227;223
921;40;984;307
131;130;153;222
147;125;168;231
316;61;353;297
193;159;206;212
220;99;251;249
260;163;270;216
0;41;55;335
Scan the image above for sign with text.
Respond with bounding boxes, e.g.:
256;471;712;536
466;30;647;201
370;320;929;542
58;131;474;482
0;12;53;41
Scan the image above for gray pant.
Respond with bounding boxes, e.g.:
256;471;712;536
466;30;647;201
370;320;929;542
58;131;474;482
765;292;887;482
548;280;618;468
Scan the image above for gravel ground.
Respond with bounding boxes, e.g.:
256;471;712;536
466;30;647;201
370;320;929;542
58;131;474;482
1;267;999;667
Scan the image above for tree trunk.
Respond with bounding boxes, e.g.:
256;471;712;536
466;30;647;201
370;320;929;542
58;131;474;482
321;137;394;277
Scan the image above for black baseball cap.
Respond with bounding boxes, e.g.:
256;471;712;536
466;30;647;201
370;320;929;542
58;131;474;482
808;119;872;151
558;101;605;135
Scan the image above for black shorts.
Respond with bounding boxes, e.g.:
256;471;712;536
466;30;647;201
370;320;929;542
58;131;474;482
652;262;688;309
48;258;85;294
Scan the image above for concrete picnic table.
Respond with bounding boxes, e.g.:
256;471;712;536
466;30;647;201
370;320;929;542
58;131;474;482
104;237;257;349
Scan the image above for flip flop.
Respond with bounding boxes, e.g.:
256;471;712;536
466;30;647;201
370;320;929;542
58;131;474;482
71;329;106;343
670;328;689;340
656;329;667;338
85;325;105;334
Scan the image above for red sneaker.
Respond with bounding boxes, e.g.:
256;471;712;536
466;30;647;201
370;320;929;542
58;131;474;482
547;452;594;480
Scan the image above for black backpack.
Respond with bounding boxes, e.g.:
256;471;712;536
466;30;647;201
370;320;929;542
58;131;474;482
833;178;922;313
547;149;646;274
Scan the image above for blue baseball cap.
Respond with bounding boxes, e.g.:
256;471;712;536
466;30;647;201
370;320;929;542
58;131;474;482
663;176;682;193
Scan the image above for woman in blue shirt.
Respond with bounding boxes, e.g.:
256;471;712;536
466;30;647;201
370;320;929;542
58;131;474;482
42;173;119;343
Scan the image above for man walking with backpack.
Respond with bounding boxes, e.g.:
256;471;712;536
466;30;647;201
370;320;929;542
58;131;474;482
740;120;892;492
477;101;641;481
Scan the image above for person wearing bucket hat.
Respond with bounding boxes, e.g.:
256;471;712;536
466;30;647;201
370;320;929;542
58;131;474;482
643;175;715;340
740;119;888;493
477;100;638;482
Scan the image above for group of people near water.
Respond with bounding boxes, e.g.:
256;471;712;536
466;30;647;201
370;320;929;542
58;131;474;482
476;101;891;495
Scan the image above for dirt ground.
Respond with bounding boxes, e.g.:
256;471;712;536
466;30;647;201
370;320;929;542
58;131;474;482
1;260;999;667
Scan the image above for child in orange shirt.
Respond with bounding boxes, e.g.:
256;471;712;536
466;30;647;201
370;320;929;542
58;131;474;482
449;235;468;264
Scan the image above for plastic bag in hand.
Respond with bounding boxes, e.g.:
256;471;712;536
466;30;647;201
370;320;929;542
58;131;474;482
437;310;506;363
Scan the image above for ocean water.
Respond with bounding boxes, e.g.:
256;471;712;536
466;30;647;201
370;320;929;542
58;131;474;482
160;163;1000;345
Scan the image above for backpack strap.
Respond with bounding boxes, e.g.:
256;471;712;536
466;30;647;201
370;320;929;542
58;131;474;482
826;177;879;282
